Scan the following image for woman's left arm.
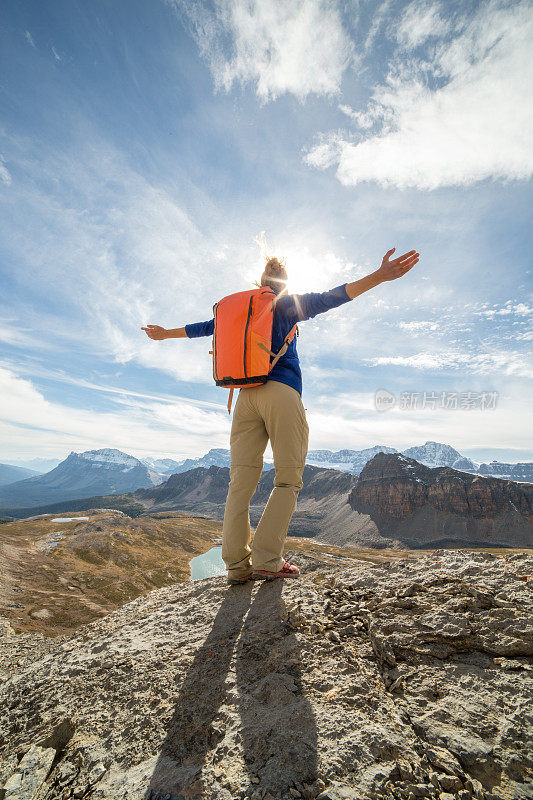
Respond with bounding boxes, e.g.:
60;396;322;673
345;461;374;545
345;248;419;300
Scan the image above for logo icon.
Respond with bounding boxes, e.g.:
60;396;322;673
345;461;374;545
375;389;396;412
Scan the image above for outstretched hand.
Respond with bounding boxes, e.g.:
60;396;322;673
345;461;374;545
378;248;419;281
141;324;168;340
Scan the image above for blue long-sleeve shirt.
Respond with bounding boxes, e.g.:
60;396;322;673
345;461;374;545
185;284;351;395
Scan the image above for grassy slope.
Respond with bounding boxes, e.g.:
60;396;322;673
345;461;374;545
0;492;144;520
0;511;220;636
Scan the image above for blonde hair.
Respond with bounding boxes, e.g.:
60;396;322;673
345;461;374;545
260;256;288;292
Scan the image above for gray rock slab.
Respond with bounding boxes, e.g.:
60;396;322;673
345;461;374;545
4;744;55;799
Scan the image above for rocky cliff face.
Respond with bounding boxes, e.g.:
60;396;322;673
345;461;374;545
136;458;533;550
136;465;356;522
350;454;533;519
139;465;231;508
1;551;532;800
347;454;533;548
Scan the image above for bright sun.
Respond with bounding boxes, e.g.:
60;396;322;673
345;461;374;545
245;241;349;296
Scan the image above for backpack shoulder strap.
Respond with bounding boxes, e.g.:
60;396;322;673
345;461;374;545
257;323;298;368
269;324;298;368
227;387;235;415
256;289;298;367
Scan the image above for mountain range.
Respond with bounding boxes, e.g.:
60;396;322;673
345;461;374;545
4;452;532;549
0;456;62;474
0;449;162;509
1;441;531;512
143;449;233;475
135;453;533;549
142;441;533;481
0;463;39;486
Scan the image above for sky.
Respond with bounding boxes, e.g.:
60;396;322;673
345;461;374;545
0;0;532;466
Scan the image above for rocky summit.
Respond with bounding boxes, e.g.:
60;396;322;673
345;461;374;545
1;550;532;800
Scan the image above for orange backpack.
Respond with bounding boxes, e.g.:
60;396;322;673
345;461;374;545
211;286;297;412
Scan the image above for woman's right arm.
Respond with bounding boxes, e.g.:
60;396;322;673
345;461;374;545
141;325;187;340
141;319;214;340
281;247;420;324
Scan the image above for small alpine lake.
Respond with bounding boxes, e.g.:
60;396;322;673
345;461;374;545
190;546;226;580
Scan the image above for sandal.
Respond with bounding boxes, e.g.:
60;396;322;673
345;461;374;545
227;572;252;585
252;559;300;581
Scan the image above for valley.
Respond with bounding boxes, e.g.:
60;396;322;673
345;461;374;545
0;510;220;636
0;507;424;638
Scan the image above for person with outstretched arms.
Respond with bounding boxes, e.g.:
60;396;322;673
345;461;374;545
142;247;419;584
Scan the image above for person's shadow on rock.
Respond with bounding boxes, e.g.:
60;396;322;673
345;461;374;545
146;582;254;799
146;580;318;800
235;580;319;797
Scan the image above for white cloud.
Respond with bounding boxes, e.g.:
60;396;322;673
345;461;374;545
0;366;231;461
306;388;533;453
370;351;453;370
25;30;36;48
338;104;357;121
396;1;449;49
473;301;533;318
363;0;392;53
0;135;363;396
51;46;62;62
305;131;346;170
0;320;50;349
307;0;533;189
0;141;226;383
369;349;533;379
0;156;11;186
398;320;439;332
177;0;353;101
3;359;527;460
0;359;225;412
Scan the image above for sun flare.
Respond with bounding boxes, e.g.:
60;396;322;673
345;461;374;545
284;252;328;294
247;244;351;296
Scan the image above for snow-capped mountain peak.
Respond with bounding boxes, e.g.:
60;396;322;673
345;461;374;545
76;449;141;469
401;441;477;470
141;442;531;483
0;448;160;508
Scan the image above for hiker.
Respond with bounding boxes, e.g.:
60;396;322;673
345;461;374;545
142;247;419;584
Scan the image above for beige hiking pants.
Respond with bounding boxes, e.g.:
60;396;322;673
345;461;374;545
221;379;309;578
